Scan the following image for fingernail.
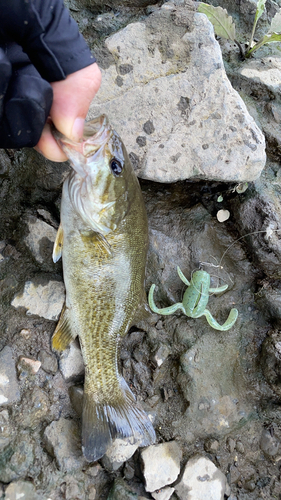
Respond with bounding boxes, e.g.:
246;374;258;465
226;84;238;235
72;118;85;141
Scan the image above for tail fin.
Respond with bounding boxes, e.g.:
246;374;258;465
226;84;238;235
82;378;156;462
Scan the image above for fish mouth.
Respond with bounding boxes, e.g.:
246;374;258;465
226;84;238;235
51;115;111;158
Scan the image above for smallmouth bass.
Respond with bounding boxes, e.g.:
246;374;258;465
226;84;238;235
52;115;155;462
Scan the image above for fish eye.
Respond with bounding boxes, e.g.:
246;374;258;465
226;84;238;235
110;158;123;176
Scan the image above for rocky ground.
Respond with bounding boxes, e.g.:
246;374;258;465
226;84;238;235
1;0;281;499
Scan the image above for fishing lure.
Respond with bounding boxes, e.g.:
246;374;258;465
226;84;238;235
148;267;238;331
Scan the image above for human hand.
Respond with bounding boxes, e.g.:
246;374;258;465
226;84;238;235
35;62;102;162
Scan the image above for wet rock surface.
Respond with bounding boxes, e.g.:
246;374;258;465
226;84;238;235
1;0;281;499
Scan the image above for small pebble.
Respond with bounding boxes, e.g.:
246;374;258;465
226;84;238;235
226;437;236;453
235;440;244;454
17;356;41;378
217;209;230;222
19;329;32;339
204;438;220;453
244;479;256;492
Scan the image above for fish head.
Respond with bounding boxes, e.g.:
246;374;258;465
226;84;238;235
53;115;138;235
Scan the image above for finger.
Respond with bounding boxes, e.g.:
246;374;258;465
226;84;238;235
35;121;68;162
50;62;102;141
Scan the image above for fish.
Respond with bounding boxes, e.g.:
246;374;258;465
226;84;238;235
51;114;156;462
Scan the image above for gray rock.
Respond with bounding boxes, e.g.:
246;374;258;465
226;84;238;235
89;7;265;183
38;349;58;375
59;340;85;382
44;418;86;471
237;57;281;100
11;280;65;321
141;441;182;492
107;477;138;500
0;150;10;177
175;456;229;500
0;347;20;406
4;481;39;500
204;439;220;454
260;332;281;395
0;410;12;452
260;428;280;457
0;435;34;483
24;216;57;264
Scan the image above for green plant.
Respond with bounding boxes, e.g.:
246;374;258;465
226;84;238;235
198;0;281;59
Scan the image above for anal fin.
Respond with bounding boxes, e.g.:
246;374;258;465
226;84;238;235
52;304;77;351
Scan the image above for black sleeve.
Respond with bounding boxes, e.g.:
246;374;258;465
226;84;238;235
0;0;96;82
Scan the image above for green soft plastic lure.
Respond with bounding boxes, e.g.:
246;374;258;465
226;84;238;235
148;268;238;331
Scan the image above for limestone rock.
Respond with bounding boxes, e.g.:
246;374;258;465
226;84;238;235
44;418;86;471
0;346;20;406
11;279;65;321
102;437;140;471
24;216;57;264
175;456;229;500
59;340;85;382
89;6;265;183
141;441;182;492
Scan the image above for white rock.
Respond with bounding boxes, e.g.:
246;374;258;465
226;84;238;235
102;436;140;471
175;456;228;500
11;280;65;321
89;9;265;183
216;209;230;222
24;216;57;263
141;441;182;492
153;344;171;367
59;339;85;382
152;486;175;500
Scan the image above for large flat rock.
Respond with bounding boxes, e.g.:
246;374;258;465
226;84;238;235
89;4;266;183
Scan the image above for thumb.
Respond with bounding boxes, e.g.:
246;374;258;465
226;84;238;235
50;62;102;141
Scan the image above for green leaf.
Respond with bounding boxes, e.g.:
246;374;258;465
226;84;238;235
246;32;281;57
269;9;281;34
198;3;236;41
255;0;267;24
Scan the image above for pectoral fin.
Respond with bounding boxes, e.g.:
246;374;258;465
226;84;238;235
80;230;112;257
52;224;64;263
52;304;77;351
